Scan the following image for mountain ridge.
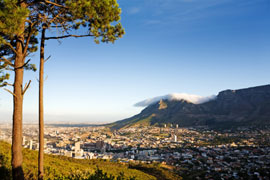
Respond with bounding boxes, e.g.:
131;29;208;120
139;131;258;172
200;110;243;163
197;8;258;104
109;84;270;129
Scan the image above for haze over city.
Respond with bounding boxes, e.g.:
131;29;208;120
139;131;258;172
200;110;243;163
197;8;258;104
0;0;269;124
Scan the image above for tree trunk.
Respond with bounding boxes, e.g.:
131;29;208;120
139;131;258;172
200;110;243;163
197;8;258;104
38;27;45;180
12;24;25;180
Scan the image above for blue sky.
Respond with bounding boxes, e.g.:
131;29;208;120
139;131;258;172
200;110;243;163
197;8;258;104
0;0;270;124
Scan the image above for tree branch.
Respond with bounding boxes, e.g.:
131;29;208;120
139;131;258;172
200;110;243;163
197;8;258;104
0;57;14;67
15;59;30;70
23;22;35;56
44;55;51;63
2;82;13;86
4;88;16;97
22;80;31;95
48;9;65;25
4;67;14;71
43;0;67;8
4;42;18;56
45;34;94;40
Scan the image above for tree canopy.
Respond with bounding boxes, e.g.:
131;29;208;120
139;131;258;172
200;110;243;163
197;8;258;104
0;1;124;179
0;0;125;86
0;0;38;79
38;0;124;42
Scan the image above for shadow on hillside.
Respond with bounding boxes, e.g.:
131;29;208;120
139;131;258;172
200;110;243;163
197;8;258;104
12;166;25;180
0;154;12;180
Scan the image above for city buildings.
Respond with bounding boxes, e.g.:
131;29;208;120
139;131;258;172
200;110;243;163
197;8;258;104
1;124;270;179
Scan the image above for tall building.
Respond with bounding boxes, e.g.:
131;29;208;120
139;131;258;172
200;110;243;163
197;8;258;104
173;135;177;142
44;138;47;148
74;142;84;158
29;140;33;150
75;142;80;152
22;136;26;146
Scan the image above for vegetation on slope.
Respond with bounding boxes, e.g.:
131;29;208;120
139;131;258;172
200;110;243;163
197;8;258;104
129;163;182;180
0;141;156;180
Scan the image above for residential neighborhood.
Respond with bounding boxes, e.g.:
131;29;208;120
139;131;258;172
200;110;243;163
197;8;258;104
1;124;269;179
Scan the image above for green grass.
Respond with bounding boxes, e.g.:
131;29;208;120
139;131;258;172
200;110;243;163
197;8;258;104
0;141;156;180
124;115;153;129
129;163;182;180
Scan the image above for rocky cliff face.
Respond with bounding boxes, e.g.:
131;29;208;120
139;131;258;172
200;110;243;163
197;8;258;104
110;85;270;129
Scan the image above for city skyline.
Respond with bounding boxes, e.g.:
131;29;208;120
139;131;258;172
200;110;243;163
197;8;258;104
0;0;270;124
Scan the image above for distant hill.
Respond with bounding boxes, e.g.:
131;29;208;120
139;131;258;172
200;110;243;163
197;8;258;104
109;85;270;129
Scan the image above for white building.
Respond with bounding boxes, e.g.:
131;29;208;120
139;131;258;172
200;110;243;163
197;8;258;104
29;140;33;150
173;135;177;142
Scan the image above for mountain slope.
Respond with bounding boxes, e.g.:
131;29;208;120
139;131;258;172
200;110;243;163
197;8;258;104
110;85;270;129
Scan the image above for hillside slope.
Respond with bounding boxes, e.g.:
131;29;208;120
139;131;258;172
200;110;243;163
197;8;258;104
0;141;157;180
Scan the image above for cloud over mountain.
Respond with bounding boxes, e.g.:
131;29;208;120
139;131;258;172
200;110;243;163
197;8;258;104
134;93;216;107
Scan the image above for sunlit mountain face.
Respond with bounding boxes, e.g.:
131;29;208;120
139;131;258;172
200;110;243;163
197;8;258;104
111;85;270;130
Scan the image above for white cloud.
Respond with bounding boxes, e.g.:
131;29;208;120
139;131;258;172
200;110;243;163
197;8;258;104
134;93;216;107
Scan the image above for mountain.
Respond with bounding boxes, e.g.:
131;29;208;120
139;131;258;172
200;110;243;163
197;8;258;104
110;85;270;129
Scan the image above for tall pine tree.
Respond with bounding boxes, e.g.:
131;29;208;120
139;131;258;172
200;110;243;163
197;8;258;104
36;1;124;179
1;1;124;179
0;1;37;179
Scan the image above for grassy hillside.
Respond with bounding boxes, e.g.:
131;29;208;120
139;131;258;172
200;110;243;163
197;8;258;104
0;141;180;180
0;141;156;180
108;115;155;130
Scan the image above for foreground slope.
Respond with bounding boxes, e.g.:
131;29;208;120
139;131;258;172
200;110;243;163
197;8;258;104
110;85;270;129
0;141;157;180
